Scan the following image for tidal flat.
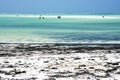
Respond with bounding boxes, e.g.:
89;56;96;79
0;43;120;80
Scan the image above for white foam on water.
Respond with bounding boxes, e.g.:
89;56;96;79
0;14;120;19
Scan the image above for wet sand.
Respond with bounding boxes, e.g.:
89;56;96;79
0;43;120;80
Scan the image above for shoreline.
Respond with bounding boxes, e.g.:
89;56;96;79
1;43;120;46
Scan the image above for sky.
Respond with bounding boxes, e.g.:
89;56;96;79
0;0;120;14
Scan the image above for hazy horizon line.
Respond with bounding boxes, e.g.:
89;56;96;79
0;12;120;15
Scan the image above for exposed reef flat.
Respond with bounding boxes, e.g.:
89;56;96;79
0;43;120;80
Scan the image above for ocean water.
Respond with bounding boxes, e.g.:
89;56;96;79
0;14;120;43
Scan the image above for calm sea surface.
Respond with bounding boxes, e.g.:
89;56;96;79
0;14;120;43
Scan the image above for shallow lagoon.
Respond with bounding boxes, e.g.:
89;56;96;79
0;14;120;43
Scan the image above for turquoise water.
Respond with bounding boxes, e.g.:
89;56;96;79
0;14;120;43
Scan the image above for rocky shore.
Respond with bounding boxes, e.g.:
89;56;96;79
0;43;120;80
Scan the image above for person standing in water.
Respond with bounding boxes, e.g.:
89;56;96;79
102;16;104;18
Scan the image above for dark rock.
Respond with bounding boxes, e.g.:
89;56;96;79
4;61;9;63
7;65;15;68
74;57;81;60
30;77;37;80
40;69;45;71
5;69;26;76
0;53;16;57
107;62;119;65
116;50;120;53
44;61;49;63
106;66;120;73
75;70;88;76
44;77;56;80
59;58;65;60
107;50;111;53
79;64;86;68
89;67;94;69
87;77;90;79
0;70;10;75
49;71;73;78
0;69;26;76
58;52;63;54
93;69;110;78
51;67;58;69
115;72;120;74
